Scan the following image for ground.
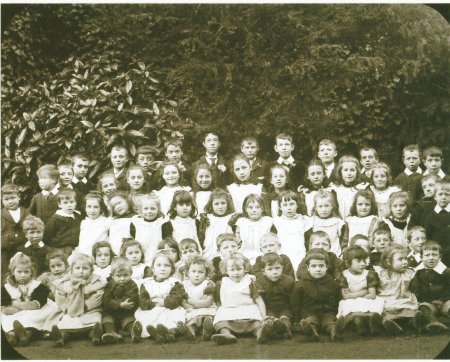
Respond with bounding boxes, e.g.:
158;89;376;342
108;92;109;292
6;331;450;360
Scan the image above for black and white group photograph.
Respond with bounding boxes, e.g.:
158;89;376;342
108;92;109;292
1;3;449;360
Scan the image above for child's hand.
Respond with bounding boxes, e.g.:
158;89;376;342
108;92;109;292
218;165;226;173
1;306;20;315
22;301;40;310
120;298;135;310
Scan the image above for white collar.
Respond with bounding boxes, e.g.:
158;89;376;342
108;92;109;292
24;241;45;248
72;176;88;184
423;169;445;178
8;208;21;220
113;168;125;178
325;163;335;177
42;186;59;196
407;249;421;263
277;156;295;165
55;209;79;218
55;183;73;190
404;166;422;176
434;204;450;213
415;261;447;274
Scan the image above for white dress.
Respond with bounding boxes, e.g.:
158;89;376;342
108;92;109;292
93;265;111;282
131;263;148;287
346;215;378;240
302;186;335;216
337;269;385;317
202;214;233;260
273;215;313;275
182;279;216;321
370;185;401;218
227;183;263;213
310;215;345;256
108;216;132;255
155;186;191;216
332;183;368;220
194;191;211;216
382;216;410;246
76;216;112;256
171;216;200;249
134;277;186;337
236;216;273;264
131;215;166;263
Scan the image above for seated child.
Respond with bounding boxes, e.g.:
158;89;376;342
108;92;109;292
422;146;446;179
369;229;393;268
211;233;240;282
37;250;69;299
92;241;114;282
349;234;371;267
120;239;151;286
406;226;427;268
409;174;438;227
156;238;181;266
175;238;201;281
29;164;60;224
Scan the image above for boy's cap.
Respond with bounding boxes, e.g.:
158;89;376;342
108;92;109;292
136;145;158;155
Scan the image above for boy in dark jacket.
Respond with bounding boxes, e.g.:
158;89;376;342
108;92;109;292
29;164;60;224
409;175;439;228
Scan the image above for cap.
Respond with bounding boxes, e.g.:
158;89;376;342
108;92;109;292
136;145;158;155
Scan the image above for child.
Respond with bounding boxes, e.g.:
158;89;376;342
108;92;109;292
162;138;192;187
98;171;118;198
393;144;423;203
130;194;165;264
106;144;129;190
107;191;134;255
359;147;379;183
101;257;140;344
92;241;114;282
156;238;181;265
29;164;60;223
211;233;240;282
422;146;446;179
240;136;269;185
380;191;411;246
192;131;229;188
17;215;49;276
290;251;343;341
336;246;384;336
135;145;159;186
126;166;150;200
162;190;201;249
410;174;439;228
1;184;28;279
263;165;291;218
176;238;201;281
346;189;379;240
255;252;295;340
181;255;216;340
410;241;450;333
235;194;273;264
272;190;312;275
134;251;188;343
369;162;401;218
120;239;151;285
199;188;234;260
251;233;295;279
192;163;214;215
227;154;263;214
71;154;95;196
406;226;427;268
317;139;338;183
212;253;268;345
57;162;75;191
374;245;424;334
43;190;82;256
37;250;69;298
369;229;393;268
45;253;106;347
349;234;372;254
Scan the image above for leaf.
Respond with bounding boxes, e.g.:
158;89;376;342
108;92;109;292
100;90;110;96
79;107;89;114
16;128;27;146
127;96;133;105
138;62;146;71
65;139;72;149
118;103;124;111
81;120;94;128
153;103;160;116
28;121;36;131
126;80;132;94
23;112;31;121
168;100;178;107
149;76;160;84
126;130;144;137
129;143;136;156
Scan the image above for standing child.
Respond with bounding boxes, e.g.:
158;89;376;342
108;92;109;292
346;189;379;241
161;138;192;187
317;139;338;183
97;171;118;213
240;137;269;185
37;250;69;298
126;166;150;202
156;238;181;265
211;233;240;282
120;239;151;286
422;146;446;179
92;241;114;282
107;191;134;255
380;191;411;246
393;144;423;203
192;164;214;215
369;162;401;218
135;145;159;189
106;145;129;190
410;174;439;228
175;239;201;281
406;226;427;268
29;164;60;223
57;162;75;191
359;147;379;183
71;154;95;196
369;229;393;268
263;165;291;218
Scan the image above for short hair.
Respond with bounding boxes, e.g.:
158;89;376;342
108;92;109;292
225;253;251;273
421;174;440;185
36;164;59;180
168;190;197;219
275;133;293;144
241;137;258;146
151;250;176;275
380;244;408;270
422;146;443;160
126;165;146;179
421;240;441;256
435;178;450;191
217;233;239;250
304;250;329;267
306;158;326;176
278;190;300;207
46;249;69;267
139;194;163;217
407;226;426;241
370;162;393;186
164;138;183;150
343;245;369;268
70;252;94;270
9;252;34;278
335;155;361;186
84;192;108;216
204;188;235;215
259;232;281;248
349;189;378;216
157;237;180;261
313;189;339;217
92;241;114;259
203;131;220;141
57;163;73;171
111;144;128;154
242;194;265;218
22;215;45;232
260;252;283;268
1;184;20;197
57;189;77;203
120;239;145;263
179;238;200;252
185;255;213;278
402;144;420;156
371;228;393;243
71;154;90;165
349;234;370;246
388;191;411;215
318;139;336;150
110;256;132;275
309;231;331;248
359;147;378;158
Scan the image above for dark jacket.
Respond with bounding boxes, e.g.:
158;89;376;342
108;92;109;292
192;155;230;188
296;251;343;281
17;244;50;276
251;254;295;280
103;279;139;317
410;197;436;228
29;193;59;224
139;280;186;310
256;274;295;317
43;212;82;248
410;266;450;303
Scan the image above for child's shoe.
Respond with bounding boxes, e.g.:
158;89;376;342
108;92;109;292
166;329;177;343
335;316;347;335
131;321;143;343
51;325;65;347
211;333;237;345
353;316;366;336
91;322;103;345
412;310;427;332
202;316;215;341
274;317;292;340
5;331;18;347
13;320;30;347
382;319;403;335
425;321;448;334
155;324;168;344
257;320;274;344
329;324;342;342
299;319;320;341
176;321;196;341
101;331;123;344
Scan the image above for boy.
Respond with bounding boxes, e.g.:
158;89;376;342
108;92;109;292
176;238;201;280
29;164;60;224
255;253;295;340
192;131;229;188
135;145;159;184
422;146;446;179
71;154;95;196
393;144;423;203
162;138;192;187
241;137;269;185
101;257;140;344
318;139;338;183
17;215;49;276
406;226;426;268
409;174;439;228
1;184;28;279
272;133;306;189
106;144;129;190
290;251;343;341
43;190;82;255
211;233;239;282
57;162;75;190
410;241;450;333
251;233;294;279
368;229;392;268
359;147;379;183
423;178;450;265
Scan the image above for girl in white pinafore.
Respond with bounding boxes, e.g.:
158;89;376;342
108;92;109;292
380;191;411;246
192;163;215;215
346;189;380;240
369;162;401;218
107;192;134;256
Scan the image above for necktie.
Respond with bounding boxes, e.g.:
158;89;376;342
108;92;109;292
209;158;216;166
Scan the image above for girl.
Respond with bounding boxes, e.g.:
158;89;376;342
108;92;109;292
126;166;151;212
381;191;411;246
200;189;234;260
157;238;181;265
346;189;379;241
369;229;393;268
337;246;385;335
263;165;291;217
332;155;368;220
211;253;268;345
211;233;240;282
134;251;188;343
176;238;201;281
130;194;166;264
44;253;106;347
154;162;191;216
369;162;401;218
235;194;273;264
2;253;54;346
92;241;114;282
374;245;423;334
37;250;69;298
98;172;118;216
227;155;263;213
120;239;151;285
181;256;216;340
107;191;134;255
192;164;215;215
162;190;201;250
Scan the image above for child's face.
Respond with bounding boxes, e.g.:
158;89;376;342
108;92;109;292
176;202;192;218
422;249;441;269
233;159;251;182
318;144;337;165
2;194;20;210
227;260;245;282
127;169;145;190
212;196;228;216
372;168;388;190
196;169;212;190
341;161;358;185
360;150;377;170
241;141;258;160
246;200;262;221
203;134;220;155
95;247;112;268
434;185;450;208
49;257;66;276
140;200;159;221
153;256;173;280
315;197;333;218
111;148;128;169
260;238;280;254
13;265;32;284
109;196;129;216
180;245;199;261
101;176;117;195
59;197;76;215
390;252;408;273
372;234;390;252
355;196;371;217
188;263;207;286
422;179;437;198
162;245;179;262
310;237;331;252
125;245;142;266
307;165;324;187
72;261;92;280
409;231;426;253
424;156;442;174
162;165;180;186
38;176;57;191
219;240;239;259
112;269;132;286
403;150;420;172
136;154;154;171
58;166;74;187
279;198;298;218
86;198;101;220
25;228;43;245
263;262;283;282
270;168;287;190
391;198;408;219
165;145;183;163
73;159;89;179
307;259;327;279
353;239;371;253
349;258;367;275
274;138;294;159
